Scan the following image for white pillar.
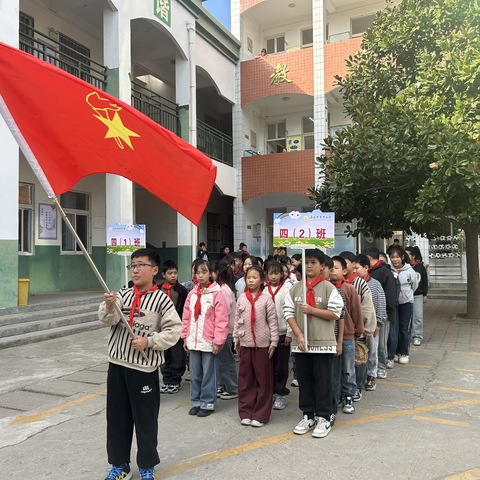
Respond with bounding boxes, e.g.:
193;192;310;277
103;2;134;289
0;0;20;307
313;0;327;187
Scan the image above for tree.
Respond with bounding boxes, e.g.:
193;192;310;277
310;0;480;318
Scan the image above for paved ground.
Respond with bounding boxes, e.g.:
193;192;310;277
0;297;479;480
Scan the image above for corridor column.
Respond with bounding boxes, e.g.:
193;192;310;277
175;23;198;282
103;3;134;289
0;1;20;307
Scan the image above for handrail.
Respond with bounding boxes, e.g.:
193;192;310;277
19;22;107;90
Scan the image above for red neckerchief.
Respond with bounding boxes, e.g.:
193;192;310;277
365;273;371;282
306;274;325;312
266;280;285;301
245;288;262;346
333;277;345;289
411;261;420;269
345;273;358;284
194;282;211;320
161;281;176;298
130;284;158;328
234;267;242;276
368;260;383;272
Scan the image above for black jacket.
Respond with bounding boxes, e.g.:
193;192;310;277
369;261;397;316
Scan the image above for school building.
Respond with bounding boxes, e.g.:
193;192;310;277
0;0;466;308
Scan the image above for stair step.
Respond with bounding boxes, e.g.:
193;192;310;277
0;311;100;338
0;303;99;327
0;321;107;349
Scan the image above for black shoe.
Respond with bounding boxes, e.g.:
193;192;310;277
197;408;214;417
189;406;200;415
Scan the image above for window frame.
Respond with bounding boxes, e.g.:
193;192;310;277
351;14;376;37
266;35;286;54
301;28;313;48
60;191;91;254
18;182;34;255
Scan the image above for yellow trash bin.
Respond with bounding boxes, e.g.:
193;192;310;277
18;278;30;306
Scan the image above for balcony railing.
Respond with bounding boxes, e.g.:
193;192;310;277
197;119;233;167
19;23;107;90
131;81;179;135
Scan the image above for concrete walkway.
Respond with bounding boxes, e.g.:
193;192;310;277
0;298;479;480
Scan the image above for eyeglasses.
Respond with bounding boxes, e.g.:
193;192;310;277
126;263;155;271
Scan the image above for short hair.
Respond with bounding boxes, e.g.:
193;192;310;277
199;242;206;248
355;254;370;269
296;263;302;275
339;251;356;263
214;258;236;292
291;253;301;261
223;254;235;266
405;245;423;262
363;245;380;260
233;251;243;260
394;238;400;243
277;255;291;265
191;258;204;269
388;246;407;264
244;255;260;267
332;255;347;270
245;265;265;281
304;249;325;264
162;259;178;273
265;260;283;274
193;259;211;274
131;248;161;267
324;255;333;269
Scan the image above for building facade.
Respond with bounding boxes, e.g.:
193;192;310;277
230;0;392;257
0;0;239;307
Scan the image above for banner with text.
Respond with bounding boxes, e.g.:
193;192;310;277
107;224;146;254
273;210;335;249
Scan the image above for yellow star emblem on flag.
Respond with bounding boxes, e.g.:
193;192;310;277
86;92;140;150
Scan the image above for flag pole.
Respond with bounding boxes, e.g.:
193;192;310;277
52;196;149;362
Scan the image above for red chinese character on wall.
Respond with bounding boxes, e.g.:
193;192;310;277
316;228;326;239
134;237;141;247
111;238;117;246
280;228;288;238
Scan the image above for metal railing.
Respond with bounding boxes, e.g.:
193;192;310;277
131;81;179;135
19;22;107;90
197;119;233;166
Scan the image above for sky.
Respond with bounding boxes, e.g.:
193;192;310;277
202;0;231;30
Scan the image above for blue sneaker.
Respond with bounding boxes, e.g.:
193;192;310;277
139;467;155;479
105;464;132;480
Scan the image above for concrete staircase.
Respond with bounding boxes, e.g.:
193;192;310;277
428;283;467;300
0;294;106;349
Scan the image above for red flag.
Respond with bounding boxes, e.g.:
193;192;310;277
0;43;217;226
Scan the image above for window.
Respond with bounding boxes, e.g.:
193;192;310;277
18;183;34;254
58;32;91;80
266;35;285;54
302;28;313;47
351;14;375;36
60;191;90;252
302;116;314;150
207;212;221;254
267;121;287;153
250;130;257;149
19;11;35;54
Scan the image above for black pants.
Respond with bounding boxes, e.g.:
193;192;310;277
273;335;291;396
107;363;160;469
296;352;333;420
160;338;186;385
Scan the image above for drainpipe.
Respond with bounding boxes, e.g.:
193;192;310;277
187;21;198;260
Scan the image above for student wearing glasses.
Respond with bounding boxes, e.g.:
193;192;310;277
99;248;182;480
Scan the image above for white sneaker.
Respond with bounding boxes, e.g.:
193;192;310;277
377;369;387;379
291;378;299;387
240;418;252;426
273;394;287;410
251;420;265;427
399;354;409;364
394;354;400;363
413;338;422;346
293;415;317;435
386;359;395;369
312;417;331;438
